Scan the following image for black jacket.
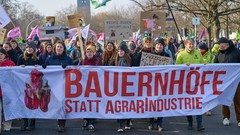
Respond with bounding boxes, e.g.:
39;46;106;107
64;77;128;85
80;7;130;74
214;43;240;63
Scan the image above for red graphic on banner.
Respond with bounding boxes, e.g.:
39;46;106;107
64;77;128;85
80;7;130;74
24;69;51;112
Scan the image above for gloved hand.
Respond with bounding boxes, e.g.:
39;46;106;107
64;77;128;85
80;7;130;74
61;64;67;69
42;64;47;69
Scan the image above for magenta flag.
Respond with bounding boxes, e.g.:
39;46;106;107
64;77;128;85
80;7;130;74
27;25;40;40
7;26;22;40
198;28;206;41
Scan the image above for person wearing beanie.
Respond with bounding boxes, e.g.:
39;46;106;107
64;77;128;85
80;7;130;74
79;42;101;132
3;42;18;65
214;37;240;127
115;41;132;133
175;38;205;131
17;41;40;131
147;38;170;132
197;41;215;116
128;41;139;66
198;42;214;64
32;34;42;56
102;41;117;66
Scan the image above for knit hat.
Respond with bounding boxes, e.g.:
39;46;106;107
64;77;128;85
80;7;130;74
33;34;39;41
198;42;208;51
129;42;136;50
0;48;8;57
118;41;128;53
155;38;165;46
86;45;96;53
26;41;36;50
218;37;229;44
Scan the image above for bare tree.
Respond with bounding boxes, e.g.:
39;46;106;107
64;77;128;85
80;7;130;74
131;0;240;45
54;4;78;26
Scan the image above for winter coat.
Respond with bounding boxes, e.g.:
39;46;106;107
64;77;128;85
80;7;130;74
175;49;204;64
46;54;73;66
135;47;153;66
7;49;18;65
69;47;82;65
214;43;240;63
80;56;102;66
38;52;53;65
17;54;39;66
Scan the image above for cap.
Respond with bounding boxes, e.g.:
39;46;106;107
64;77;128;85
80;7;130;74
198;42;208;51
218;37;229;44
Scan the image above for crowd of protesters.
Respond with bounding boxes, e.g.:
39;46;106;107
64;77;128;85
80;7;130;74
0;34;240;133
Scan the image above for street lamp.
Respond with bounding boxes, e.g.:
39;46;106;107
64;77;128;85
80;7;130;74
25;19;39;39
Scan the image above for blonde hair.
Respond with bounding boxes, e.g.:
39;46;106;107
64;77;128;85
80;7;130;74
23;51;38;61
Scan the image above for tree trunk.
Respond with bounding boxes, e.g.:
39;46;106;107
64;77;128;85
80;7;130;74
213;14;221;40
207;26;212;48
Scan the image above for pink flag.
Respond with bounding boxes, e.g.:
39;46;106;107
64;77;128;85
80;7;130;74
27;25;40;40
68;28;77;39
97;33;105;42
7;26;22;40
198;28;206;41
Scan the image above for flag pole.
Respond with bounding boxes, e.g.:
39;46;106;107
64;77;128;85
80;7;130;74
11;21;16;28
165;0;184;46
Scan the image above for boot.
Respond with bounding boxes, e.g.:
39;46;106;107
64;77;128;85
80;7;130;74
187;116;193;130
20;119;28;131
27;119;36;130
196;115;205;131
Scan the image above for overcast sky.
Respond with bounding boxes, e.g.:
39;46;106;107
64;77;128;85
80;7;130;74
18;0;132;16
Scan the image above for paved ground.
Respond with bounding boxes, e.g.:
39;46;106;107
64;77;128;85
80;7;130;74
1;105;239;135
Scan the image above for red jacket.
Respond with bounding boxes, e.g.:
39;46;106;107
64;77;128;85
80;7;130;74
80;56;102;66
0;58;16;96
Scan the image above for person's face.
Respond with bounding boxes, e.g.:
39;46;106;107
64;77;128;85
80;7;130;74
25;46;34;54
10;42;17;49
186;41;195;51
34;40;38;45
3;44;11;51
46;45;52;53
145;40;152;48
106;43;114;51
0;52;6;61
55;43;64;55
219;42;229;50
155;43;164;51
198;48;206;54
86;49;94;59
118;49;125;57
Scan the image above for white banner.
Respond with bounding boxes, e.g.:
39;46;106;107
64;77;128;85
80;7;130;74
0;64;240;120
0;4;11;28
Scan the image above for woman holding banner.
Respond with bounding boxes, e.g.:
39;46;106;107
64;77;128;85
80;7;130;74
17;41;40;131
45;41;73;132
102;41;117;66
175;38;205;131
115;41;132;133
79;41;102;132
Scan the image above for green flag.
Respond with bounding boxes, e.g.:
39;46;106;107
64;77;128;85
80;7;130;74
186;33;194;39
236;31;240;41
91;0;111;9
